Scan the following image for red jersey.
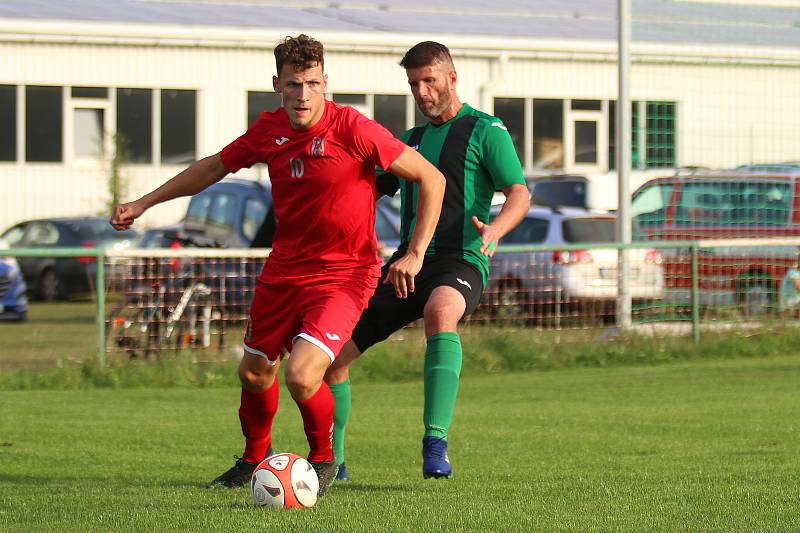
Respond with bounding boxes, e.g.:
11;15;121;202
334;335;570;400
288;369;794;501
220;100;405;280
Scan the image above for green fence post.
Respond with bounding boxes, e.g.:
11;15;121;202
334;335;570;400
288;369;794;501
96;251;106;367
691;244;700;345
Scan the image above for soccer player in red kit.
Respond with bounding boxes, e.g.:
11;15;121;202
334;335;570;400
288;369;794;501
110;34;445;497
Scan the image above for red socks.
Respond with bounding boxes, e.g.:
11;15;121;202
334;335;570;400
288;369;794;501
239;377;334;463
239;377;279;463
296;382;335;462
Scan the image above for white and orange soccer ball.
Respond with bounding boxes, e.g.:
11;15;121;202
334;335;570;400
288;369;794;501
250;453;319;509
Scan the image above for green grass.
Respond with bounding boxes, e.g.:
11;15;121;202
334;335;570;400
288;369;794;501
2;356;800;531
0;301;99;369
7;302;800;391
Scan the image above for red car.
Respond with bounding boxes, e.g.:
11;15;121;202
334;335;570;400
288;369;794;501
631;171;800;316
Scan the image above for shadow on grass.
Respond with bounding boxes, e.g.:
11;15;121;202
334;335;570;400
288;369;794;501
331;482;408;493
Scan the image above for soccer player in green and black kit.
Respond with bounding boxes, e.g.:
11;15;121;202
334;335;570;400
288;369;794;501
324;41;530;480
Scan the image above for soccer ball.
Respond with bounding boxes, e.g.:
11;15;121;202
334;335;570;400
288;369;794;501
250;453;319;509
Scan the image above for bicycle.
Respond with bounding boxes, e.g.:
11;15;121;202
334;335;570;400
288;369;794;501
107;236;226;358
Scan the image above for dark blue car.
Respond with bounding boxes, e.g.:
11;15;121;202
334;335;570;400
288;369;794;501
0;240;28;321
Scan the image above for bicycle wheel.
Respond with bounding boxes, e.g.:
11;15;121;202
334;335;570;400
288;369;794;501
107;302;151;359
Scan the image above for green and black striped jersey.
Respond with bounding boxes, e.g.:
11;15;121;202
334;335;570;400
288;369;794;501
378;103;525;284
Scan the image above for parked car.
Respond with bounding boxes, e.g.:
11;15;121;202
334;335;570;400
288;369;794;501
178;177;273;248
631;171;800;314
147;177;401;252
527;174;591;209
0;238;28;321
481;205;664;323
0;217;138;300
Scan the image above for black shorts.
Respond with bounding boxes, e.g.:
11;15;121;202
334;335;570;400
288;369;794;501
350;255;484;353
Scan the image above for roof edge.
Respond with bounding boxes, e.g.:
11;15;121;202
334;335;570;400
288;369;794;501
1;18;799;65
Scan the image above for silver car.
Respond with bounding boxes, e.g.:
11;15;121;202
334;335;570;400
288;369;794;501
481;206;664;324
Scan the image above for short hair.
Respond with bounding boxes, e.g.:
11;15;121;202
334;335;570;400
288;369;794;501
274;34;324;74
399;41;454;70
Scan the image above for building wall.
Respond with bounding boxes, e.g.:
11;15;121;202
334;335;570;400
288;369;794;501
1;35;799;231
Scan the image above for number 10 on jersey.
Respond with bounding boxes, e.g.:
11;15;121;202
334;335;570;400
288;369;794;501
289;158;304;178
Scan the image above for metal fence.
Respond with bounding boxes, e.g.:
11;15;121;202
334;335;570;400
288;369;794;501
5;237;800;366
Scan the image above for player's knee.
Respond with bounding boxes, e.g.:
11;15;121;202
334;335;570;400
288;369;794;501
238;362;275;392
284;366;320;401
423;304;461;332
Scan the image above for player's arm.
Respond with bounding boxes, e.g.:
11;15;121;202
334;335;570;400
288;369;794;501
383;146;446;298
471;183;530;256
470;121;530;256
110;153;228;230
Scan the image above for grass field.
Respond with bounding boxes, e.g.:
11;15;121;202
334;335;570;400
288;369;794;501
0;302;99;369
2;355;800;531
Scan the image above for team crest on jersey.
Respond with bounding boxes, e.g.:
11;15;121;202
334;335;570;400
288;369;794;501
311;137;325;157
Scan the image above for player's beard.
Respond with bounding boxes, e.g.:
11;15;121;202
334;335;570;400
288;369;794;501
417;91;452;120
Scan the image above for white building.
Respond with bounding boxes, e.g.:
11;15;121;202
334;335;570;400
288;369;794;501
0;0;799;230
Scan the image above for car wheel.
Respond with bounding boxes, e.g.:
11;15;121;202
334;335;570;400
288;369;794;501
38;269;61;301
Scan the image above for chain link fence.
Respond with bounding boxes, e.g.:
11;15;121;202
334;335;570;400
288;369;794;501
99;239;800;357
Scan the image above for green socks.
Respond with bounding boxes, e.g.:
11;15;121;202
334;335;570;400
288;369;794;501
330;333;462;462
423;332;463;440
329;379;351;466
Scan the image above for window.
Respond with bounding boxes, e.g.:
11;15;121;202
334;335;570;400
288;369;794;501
645;102;676;167
26;86;62;162
571;100;601;111
493;98;525;165
185;193;212;229
1;224;26;246
247;91;281;126
73;108;105;158
501;217;549;244
332;94;366;106
242;197;268;242
675;181;791;227
532;99;563;169
562;218;615;243
207;193;236;232
531;179;588;209
161;89;196;164
0;85;15;161
374;95;406;138
117;88;152;163
26;222;60;245
632;182;674;236
71;87;108;99
574;121;598;164
333;93;368;115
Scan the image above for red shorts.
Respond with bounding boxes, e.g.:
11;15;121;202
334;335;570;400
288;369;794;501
243;272;378;365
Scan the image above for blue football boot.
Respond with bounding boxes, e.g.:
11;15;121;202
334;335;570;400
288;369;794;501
335;462;350;481
422;437;452;479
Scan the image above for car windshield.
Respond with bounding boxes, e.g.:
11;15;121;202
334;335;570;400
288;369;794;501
531;179;587;209
562;218;616;243
501;217;549;244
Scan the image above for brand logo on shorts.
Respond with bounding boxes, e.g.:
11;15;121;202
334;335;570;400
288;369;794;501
325;332;341;341
456;278;473;291
311;137;325;157
275;136;290;145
